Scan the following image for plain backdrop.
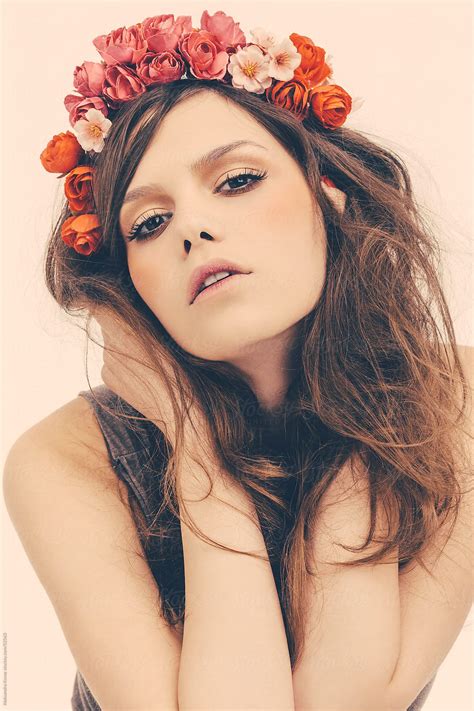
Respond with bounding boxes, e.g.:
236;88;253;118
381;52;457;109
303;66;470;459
1;0;472;709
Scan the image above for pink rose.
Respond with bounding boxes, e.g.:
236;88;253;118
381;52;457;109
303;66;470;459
136;50;185;86
73;61;106;97
92;25;148;66
64;94;109;127
140;14;193;53
200;10;246;51
178;29;229;80
102;64;146;103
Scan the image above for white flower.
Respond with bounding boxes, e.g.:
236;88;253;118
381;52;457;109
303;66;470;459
227;45;273;94
266;37;302;82
325;53;334;75
74;108;112;153
351;96;365;113
249;26;278;51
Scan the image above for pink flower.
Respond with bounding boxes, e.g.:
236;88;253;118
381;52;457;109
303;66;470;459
136;50;185;86
140;14;193;53
64;94;109;128
249;27;278;51
178;29;229;80
227;45;273;94
92;25;148;66
73;61;106;97
266;37;302;82
199;10;246;51
73;108;112;152
102;64;146;103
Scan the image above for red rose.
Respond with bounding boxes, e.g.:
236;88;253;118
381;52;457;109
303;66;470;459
136;50;185;85
73;61;106;97
200;10;246;51
265;78;311;121
92;25;148;66
64;166;96;213
40;131;84;174
102;64;146;103
61;213;102;255
290;33;332;90
178;29;229;80
140;14;193;53
309;84;352;129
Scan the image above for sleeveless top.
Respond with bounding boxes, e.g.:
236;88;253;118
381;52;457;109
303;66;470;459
70;384;438;711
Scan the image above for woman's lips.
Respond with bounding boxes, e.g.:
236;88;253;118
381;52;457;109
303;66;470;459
191;272;250;305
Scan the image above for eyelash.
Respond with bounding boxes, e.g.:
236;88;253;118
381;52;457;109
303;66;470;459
125;168;268;242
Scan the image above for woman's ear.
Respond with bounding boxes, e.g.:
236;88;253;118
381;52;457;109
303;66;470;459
320;177;347;215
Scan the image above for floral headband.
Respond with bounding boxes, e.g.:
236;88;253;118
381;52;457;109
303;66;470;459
39;9;362;256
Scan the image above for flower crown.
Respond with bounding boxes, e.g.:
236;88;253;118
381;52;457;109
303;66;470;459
40;9;362;257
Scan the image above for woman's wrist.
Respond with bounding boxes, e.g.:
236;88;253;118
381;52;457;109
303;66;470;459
178;437;253;512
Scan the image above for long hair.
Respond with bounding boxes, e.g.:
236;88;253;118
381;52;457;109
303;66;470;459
44;79;472;669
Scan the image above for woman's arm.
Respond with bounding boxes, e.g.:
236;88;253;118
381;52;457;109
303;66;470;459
176;454;295;711
290;343;473;711
291;458;403;710
2;396;182;711
292;455;473;711
383;345;474;708
291;345;474;711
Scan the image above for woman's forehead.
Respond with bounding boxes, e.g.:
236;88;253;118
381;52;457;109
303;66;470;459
143;92;269;154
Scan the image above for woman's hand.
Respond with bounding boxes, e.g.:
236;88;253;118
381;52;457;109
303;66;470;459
92;305;205;457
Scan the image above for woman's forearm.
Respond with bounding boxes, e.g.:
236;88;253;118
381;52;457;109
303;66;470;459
177;455;295;710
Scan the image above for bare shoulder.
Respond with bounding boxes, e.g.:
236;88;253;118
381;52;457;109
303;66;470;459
10;392;110;459
4;393;122;494
2;394;182;710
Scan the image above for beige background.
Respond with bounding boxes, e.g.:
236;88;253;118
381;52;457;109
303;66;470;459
2;0;472;708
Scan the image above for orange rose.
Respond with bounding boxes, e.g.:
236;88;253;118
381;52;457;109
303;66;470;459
64;166;96;213
309;84;352;129
290;33;332;90
266;78;311;121
40;131;84;174
61;213;102;256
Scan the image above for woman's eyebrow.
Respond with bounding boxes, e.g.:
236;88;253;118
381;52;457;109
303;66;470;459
121;140;268;208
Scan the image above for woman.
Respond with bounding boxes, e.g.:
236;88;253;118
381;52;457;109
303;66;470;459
3;9;472;711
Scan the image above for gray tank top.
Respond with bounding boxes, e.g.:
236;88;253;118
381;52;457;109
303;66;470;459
70;384;437;710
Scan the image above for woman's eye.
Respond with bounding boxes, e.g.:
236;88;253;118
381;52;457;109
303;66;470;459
125;168;268;242
216;168;268;195
125;212;170;242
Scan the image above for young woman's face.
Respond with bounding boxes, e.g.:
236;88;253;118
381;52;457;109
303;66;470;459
119;91;328;362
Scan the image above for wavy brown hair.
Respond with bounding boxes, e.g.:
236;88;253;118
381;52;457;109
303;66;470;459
44;79;472;670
